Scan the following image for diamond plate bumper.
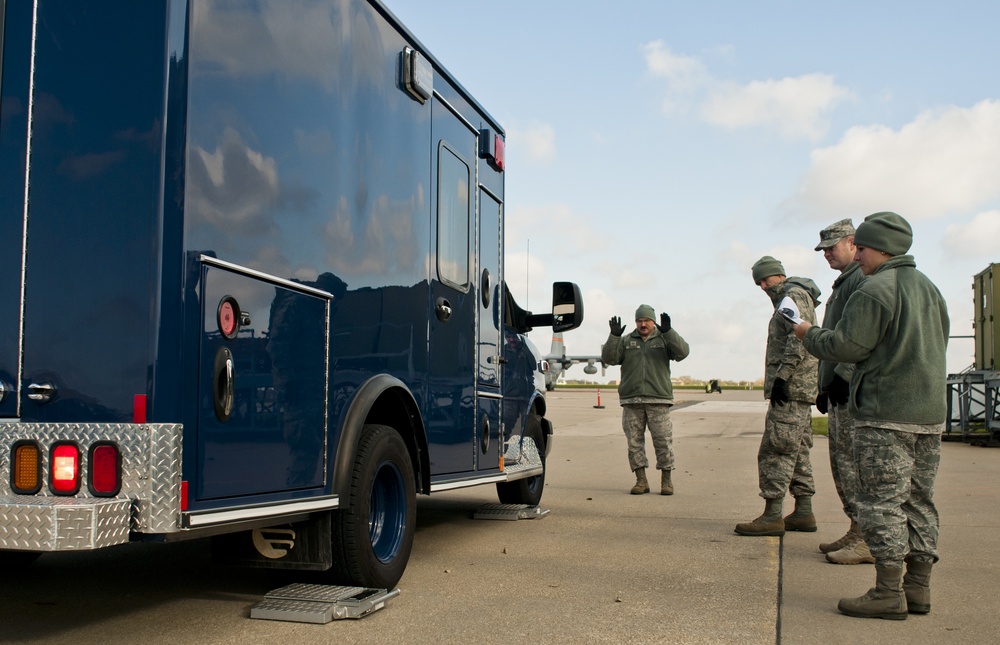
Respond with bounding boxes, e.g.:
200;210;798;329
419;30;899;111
0;422;183;550
0;495;132;551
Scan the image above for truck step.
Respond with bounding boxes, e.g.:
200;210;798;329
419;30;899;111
250;583;399;623
472;503;550;521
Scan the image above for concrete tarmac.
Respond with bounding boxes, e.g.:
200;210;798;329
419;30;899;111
2;388;998;644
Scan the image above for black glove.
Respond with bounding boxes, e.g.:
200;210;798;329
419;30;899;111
828;375;849;406
815;392;828;415
770;377;789;408
609;316;625;337
658;312;671;333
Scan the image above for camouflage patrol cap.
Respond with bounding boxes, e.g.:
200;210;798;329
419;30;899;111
814;218;855;251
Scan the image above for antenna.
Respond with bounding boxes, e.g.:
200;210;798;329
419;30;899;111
526;238;530;310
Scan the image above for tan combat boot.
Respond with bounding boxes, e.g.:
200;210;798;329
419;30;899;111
630;468;649;495
903;560;932;614
783;496;817;532
660;470;673;496
826;537;875;565
735;498;785;536
837;564;907;620
820;519;860;553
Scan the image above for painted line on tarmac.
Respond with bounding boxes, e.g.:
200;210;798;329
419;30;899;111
673;401;769;413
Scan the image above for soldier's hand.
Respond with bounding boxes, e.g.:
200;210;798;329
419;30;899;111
770;377;789;408
828;375;849;406
815;392;828;415
658;312;671;333
609;316;625;337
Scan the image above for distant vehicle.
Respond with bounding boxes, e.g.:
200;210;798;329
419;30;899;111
542;333;604;390
0;0;583;590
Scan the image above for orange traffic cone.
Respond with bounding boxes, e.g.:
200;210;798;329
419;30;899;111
593;387;605;409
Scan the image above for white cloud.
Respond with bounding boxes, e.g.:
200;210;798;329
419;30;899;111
943;210;1000;258
507;120;556;164
507;203;607;256
788;100;1000;220
702;74;851;141
610;267;657;291
643;40;709;90
721;240;813;282
642;41;850;140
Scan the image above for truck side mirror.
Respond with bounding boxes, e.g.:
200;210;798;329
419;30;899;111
523;281;584;331
551;281;583;332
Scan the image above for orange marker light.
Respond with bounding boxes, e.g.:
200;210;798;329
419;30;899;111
12;442;42;494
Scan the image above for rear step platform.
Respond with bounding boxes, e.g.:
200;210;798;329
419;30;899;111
472;503;550;520
250;583;399;623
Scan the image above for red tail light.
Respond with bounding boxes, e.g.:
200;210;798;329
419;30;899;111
50;442;81;495
88;443;121;496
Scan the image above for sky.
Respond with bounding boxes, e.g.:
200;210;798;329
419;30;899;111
389;0;998;383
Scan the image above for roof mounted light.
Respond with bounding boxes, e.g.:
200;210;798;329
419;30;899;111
402;47;433;103
479;128;505;172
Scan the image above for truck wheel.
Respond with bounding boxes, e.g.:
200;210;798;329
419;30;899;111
496;413;546;506
330;424;415;589
0;551;41;569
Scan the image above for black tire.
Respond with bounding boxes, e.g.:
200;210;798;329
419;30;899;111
0;551;41;569
330;424;415;589
496;412;546;506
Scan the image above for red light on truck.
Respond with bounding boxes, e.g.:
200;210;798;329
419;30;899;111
478;128;505;172
50;442;81;495
133;394;147;424
218;296;241;339
88;443;121;496
493;134;505;171
11;441;42;494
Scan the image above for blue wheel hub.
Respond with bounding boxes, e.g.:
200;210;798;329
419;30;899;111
369;460;406;563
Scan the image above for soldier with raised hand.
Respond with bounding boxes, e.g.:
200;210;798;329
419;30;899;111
794;211;949;620
813;219;872;565
735;257;821;537
601;305;689;496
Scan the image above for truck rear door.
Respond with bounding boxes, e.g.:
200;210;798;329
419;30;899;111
0;0;32;419
1;2;167;423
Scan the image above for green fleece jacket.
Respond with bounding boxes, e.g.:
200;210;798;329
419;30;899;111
803;255;950;425
602;327;690;402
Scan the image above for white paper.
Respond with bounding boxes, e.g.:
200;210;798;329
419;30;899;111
777;296;803;324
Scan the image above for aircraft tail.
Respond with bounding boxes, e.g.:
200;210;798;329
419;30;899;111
550;333;566;359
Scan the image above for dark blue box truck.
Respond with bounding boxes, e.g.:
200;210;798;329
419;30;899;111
0;0;582;589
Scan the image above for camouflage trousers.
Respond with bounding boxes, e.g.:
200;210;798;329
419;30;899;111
828;403;858;520
757;399;815;500
855;426;941;567
621;403;674;472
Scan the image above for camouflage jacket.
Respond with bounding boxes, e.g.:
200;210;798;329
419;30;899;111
764;277;820;403
818;262;865;391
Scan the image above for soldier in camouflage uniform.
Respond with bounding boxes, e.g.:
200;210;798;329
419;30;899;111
602;305;690;495
812;219;872;565
735;257;820;537
796;212;949;620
